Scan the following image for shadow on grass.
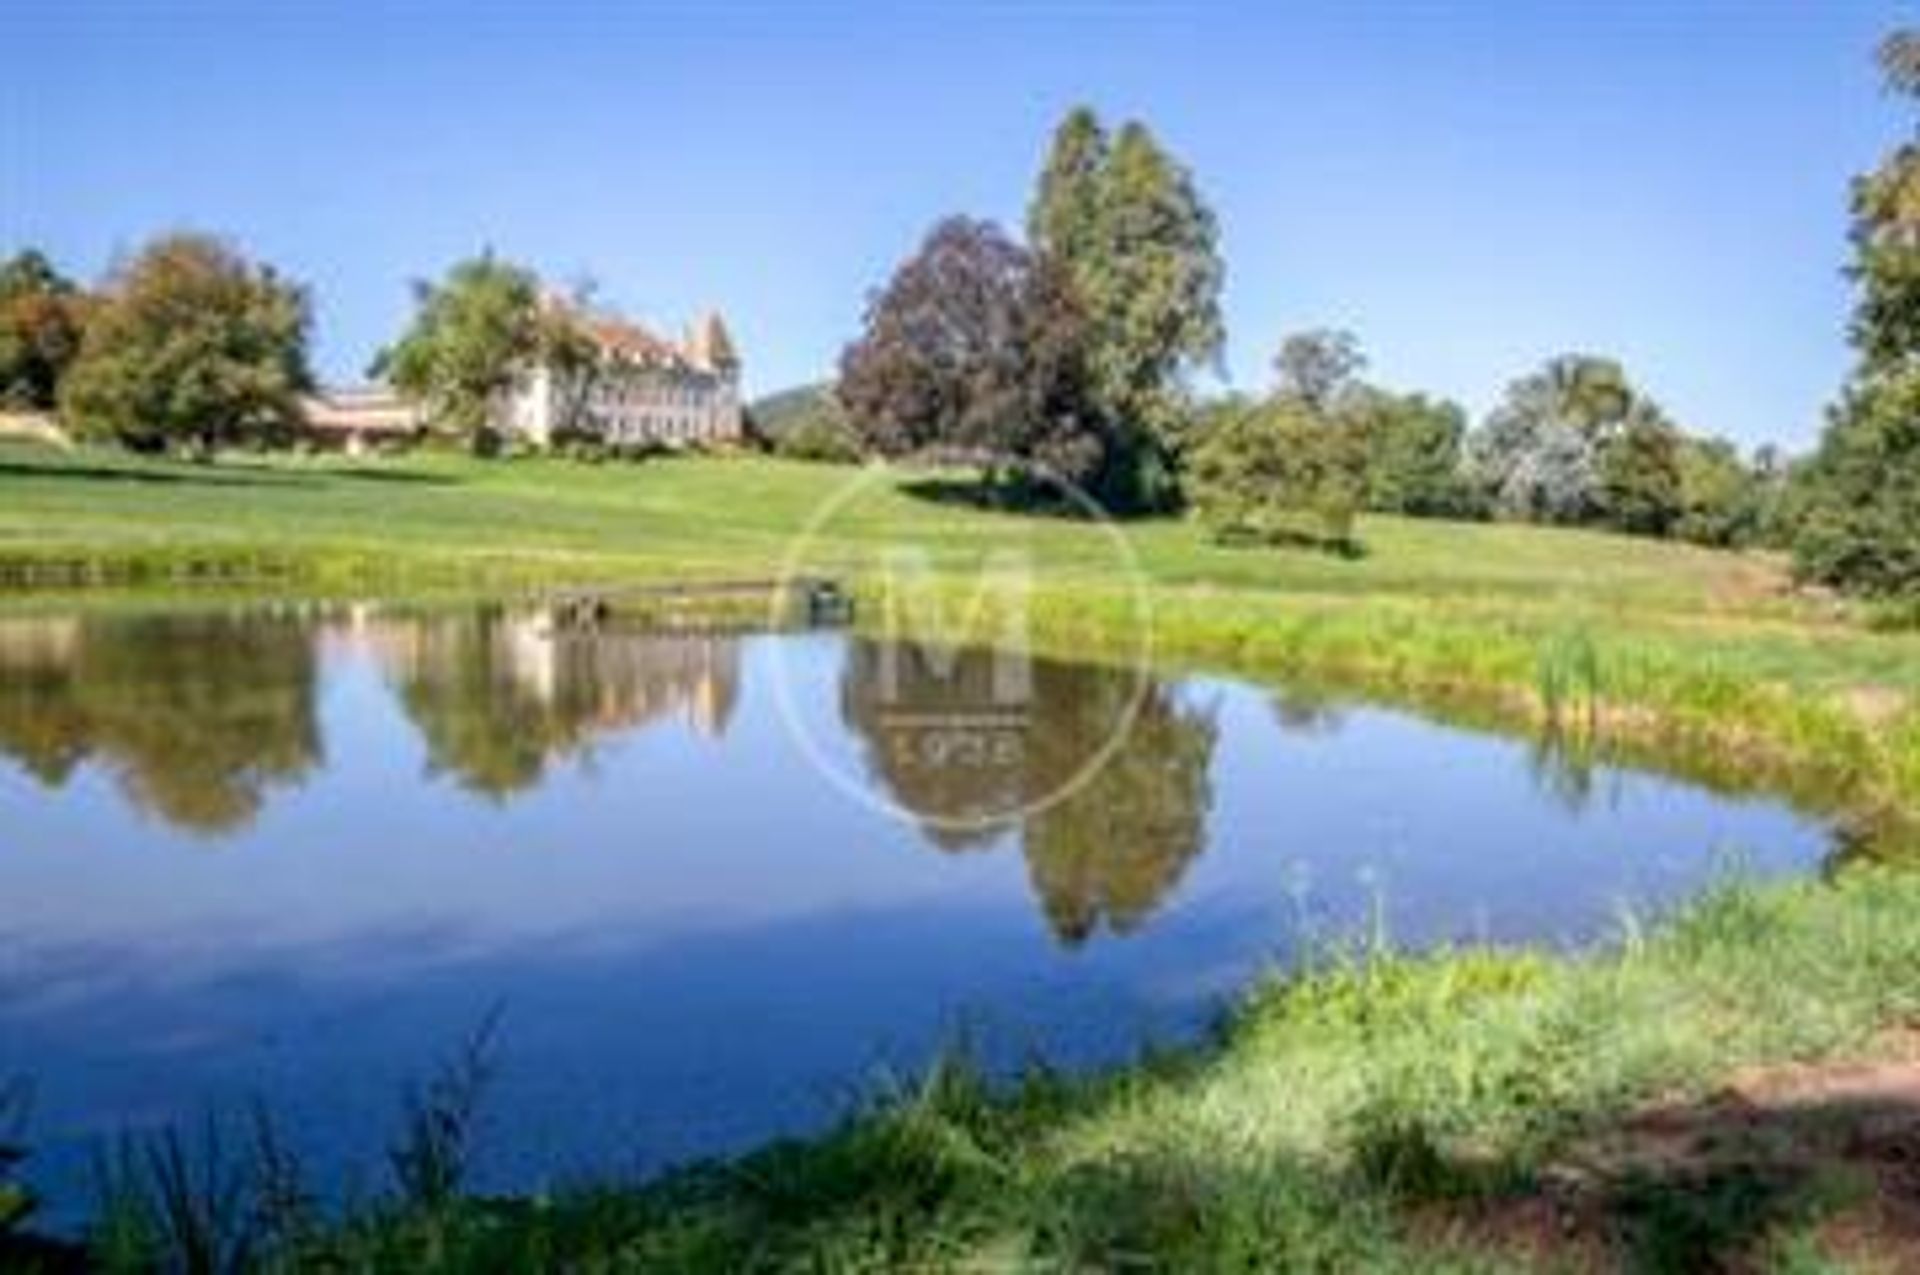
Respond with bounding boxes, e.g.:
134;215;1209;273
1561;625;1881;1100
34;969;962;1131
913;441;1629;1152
301;465;459;486
0;460;316;489
0;458;459;490
1210;523;1371;560
1420;1086;1920;1272
892;471;1199;524
896;474;1100;518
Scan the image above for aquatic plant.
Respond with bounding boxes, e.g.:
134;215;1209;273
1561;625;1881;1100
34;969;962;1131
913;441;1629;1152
388;1005;503;1211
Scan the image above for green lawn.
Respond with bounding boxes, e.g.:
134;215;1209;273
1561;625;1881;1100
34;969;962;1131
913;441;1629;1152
0;441;1814;617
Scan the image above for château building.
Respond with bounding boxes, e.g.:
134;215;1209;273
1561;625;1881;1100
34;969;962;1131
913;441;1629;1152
497;304;744;449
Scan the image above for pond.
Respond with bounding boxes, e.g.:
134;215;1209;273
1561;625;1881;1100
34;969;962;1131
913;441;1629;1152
0;603;1830;1218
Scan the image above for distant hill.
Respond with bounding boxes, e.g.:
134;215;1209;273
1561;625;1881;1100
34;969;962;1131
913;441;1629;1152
746;381;860;462
748;382;841;439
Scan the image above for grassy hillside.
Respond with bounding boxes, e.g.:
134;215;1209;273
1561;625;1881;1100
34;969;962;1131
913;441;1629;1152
0;439;1835;612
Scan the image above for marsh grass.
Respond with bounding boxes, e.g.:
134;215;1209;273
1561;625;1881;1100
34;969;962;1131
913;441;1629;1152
387;1005;502;1211
69;1010;503;1273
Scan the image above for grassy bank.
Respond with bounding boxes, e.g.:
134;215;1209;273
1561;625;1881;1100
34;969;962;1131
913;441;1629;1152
29;869;1920;1272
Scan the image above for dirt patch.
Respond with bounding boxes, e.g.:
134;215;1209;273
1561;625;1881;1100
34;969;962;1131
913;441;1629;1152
1841;685;1913;729
1455;1033;1920;1272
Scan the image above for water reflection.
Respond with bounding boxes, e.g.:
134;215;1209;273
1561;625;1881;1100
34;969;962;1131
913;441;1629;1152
0;605;1838;1221
0;607;745;827
373;608;740;798
0;612;321;832
838;641;1218;945
1270;684;1348;736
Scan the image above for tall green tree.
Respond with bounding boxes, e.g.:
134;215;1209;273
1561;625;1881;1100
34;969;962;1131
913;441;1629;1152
1027;107;1109;272
1599;408;1685;537
59;234;310;453
375;251;578;455
1355;388;1475;517
0;250;88;410
1796;31;1920;595
1028;109;1225;510
1674;437;1767;548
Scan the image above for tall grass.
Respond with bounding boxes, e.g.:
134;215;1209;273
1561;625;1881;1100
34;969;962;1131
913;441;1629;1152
72;1009;503;1273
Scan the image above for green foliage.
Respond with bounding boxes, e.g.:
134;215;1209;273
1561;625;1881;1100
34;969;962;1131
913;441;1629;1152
1796;35;1920;597
1186;397;1366;550
1599;410;1685;537
1355;389;1477;518
1797;375;1920;594
0;249;87;410
375;251;561;455
58;233;311;454
1674;437;1772;548
1467;352;1745;543
1029;107;1224;510
773;409;862;464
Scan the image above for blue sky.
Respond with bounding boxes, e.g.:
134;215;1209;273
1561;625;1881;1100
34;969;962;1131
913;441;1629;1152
2;1;1908;449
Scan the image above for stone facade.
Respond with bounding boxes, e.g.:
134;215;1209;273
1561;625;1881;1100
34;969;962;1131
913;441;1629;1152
499;305;743;449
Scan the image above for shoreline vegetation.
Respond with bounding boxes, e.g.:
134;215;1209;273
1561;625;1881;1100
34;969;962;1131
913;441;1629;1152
16;873;1920;1270
5;441;1920;1268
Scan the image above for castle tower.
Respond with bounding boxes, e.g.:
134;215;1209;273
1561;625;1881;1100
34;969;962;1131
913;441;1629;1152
686;310;740;376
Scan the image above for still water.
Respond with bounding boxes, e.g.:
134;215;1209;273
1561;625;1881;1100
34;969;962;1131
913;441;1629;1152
0;604;1829;1214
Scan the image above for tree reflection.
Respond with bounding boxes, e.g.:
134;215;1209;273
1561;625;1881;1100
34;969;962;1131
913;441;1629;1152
0;606;746;828
1271;684;1348;736
377;608;741;799
840;640;1218;946
0;611;321;833
0;618;88;785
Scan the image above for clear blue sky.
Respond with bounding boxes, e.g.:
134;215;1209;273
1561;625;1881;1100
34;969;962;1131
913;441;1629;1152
1;1;1907;449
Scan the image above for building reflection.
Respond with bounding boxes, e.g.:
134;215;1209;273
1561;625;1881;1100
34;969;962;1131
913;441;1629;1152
839;640;1218;947
0;606;744;831
366;607;741;799
0;610;322;833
